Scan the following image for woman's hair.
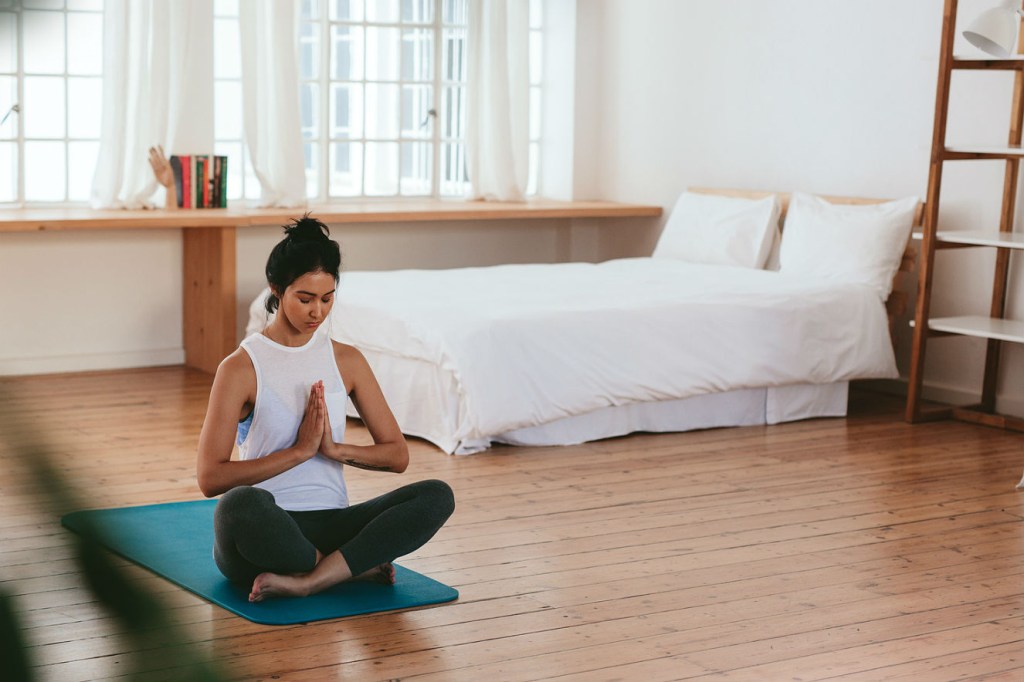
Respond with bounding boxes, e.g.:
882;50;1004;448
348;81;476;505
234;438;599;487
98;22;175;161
264;214;342;314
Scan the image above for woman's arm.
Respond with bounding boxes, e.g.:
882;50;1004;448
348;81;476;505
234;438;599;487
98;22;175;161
196;350;325;497
320;343;409;473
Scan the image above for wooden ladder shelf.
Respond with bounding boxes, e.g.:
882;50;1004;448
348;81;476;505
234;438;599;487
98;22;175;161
905;0;1024;432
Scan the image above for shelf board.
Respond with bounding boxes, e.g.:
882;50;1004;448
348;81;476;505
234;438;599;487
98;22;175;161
914;315;1024;343
912;230;1024;249
943;145;1024;160
952;56;1024;70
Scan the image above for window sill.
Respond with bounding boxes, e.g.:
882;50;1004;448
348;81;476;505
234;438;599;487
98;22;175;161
0;198;662;232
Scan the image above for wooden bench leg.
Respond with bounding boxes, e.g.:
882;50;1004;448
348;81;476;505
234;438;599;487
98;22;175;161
183;226;237;374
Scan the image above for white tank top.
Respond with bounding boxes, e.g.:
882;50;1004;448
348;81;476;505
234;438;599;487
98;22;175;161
238;324;349;511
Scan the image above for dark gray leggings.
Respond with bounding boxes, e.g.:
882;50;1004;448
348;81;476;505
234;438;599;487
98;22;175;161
213;479;455;586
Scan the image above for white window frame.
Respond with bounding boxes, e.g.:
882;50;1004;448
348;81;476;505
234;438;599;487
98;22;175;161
1;0;105;207
303;0;464;201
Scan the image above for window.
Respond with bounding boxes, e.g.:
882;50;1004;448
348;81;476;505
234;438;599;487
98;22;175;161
298;0;541;200
528;0;541;195
213;0;259;203
0;0;541;206
0;0;104;206
300;0;471;199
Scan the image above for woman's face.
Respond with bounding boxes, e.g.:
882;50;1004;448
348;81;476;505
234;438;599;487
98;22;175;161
275;270;336;334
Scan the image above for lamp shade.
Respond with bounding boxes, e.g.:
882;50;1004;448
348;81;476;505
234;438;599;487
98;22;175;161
963;2;1020;57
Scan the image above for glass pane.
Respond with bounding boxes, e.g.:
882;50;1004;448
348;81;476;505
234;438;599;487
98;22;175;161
401;84;431;138
439;141;467;196
400;142;430;195
329;141;362;196
365;83;398;138
364;141;398;195
24;0;64;9
300;82;319;140
529;86;540;141
331;25;364;80
0;141;15;202
68;77;102;138
214;80;242;140
441;85;464;138
299;21;318;80
527;141;538;196
24;11;65;74
0;12;16;73
442;0;466;26
401;0;432;23
24;77;65;138
214;0;239;16
300;0;318;20
68;12;102;75
442;27;466;82
25;141;66;201
366;0;399;23
529;0;542;29
68;140;98;201
331;0;363;21
529;30;542;86
329;82;362;138
366;27;400;81
303;141;319;199
214;18;241;79
401;28;432;81
67;0;104;9
215;141;243;200
0;76;16;139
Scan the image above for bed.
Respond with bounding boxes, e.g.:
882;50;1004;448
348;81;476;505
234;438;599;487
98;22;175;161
246;189;921;454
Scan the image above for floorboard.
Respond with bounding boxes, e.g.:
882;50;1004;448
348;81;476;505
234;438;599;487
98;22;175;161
0;367;1021;681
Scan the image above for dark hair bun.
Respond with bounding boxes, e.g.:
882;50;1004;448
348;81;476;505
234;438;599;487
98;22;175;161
284;214;330;242
264;213;342;315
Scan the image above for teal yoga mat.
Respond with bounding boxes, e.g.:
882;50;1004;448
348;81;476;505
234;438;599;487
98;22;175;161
61;499;458;625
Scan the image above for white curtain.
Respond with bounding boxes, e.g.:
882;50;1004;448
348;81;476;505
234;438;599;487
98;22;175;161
466;0;530;202
91;0;213;209
239;0;307;208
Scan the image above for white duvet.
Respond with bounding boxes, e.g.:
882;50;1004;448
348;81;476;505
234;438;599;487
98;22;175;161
320;257;897;444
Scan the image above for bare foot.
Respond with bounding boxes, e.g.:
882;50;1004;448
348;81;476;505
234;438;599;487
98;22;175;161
355;562;396;585
249;572;310;602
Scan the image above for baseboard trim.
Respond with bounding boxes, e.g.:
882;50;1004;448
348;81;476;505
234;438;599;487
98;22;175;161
855;378;1024;418
0;349;185;377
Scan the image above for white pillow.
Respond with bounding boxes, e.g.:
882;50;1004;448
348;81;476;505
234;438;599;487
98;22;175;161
652;191;781;269
778;192;918;299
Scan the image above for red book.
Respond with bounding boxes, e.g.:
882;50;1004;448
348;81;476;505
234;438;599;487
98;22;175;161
180;155;191;208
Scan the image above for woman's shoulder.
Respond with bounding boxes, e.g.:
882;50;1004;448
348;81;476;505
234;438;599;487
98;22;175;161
330;339;367;365
215;347;257;385
329;339;370;372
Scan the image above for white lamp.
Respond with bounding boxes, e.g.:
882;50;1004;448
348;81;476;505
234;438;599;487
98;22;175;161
964;0;1024;57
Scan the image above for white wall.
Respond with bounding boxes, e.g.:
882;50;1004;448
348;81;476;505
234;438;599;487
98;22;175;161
0;218;613;375
577;0;1024;416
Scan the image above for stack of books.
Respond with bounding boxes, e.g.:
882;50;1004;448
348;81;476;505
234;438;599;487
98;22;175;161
169;155;228;208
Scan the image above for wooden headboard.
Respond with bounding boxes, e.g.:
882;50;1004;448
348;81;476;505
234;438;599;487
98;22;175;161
688;187;924;335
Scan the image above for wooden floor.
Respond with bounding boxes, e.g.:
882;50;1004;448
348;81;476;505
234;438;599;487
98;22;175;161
1;367;1022;681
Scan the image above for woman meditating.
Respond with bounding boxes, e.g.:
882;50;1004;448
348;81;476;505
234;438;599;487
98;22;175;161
197;216;455;602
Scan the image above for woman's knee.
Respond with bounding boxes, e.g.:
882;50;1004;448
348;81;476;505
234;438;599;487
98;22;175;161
215;486;276;526
417;479;455;520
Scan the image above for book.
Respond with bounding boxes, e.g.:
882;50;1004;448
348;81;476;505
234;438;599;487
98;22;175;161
168;153;228;209
169;155;183;208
